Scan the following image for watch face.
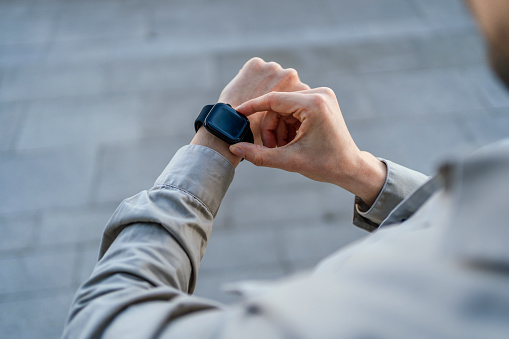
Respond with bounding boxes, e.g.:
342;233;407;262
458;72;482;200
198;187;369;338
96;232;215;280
205;104;249;142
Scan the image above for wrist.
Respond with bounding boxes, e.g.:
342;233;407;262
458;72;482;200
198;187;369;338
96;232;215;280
217;95;239;109
337;151;387;207
190;127;242;168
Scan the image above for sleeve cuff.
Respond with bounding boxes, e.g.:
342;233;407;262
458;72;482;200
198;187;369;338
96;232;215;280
353;159;430;231
99;145;235;260
154;145;235;217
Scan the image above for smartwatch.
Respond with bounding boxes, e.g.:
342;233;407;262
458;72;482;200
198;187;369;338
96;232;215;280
195;103;254;144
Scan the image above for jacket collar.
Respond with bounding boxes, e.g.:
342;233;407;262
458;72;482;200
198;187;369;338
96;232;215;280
440;140;509;265
381;139;509;265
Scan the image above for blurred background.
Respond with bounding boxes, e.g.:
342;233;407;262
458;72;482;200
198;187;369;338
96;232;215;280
1;0;509;337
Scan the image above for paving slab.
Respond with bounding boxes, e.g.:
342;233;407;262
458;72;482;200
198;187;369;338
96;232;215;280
0;291;74;339
0;213;38;253
93;136;187;204
0;44;45;66
139;89;219;138
38;205;113;248
75;244;101;288
363;67;485;117
152;2;245;41
417;28;486;68
307;73;378;120
16;95;142;151
0;8;57;45
0;61;106;102
230;161;310;192
240;0;337;33
102;56;216;94
0;0;30;14
230;183;328;226
0;147;95;215
153;0;338;39
228;176;356;228
210;188;235;230
412;0;472;29
319;184;362;223
0;249;75;295
194;264;286;305
461;110;509;147
276;219;366;264
347;36;426;73
0;102;26;152
329;0;420;24
199;227;280;272
0;56;215;102
53;1;150;42
45;37;163;64
349;113;477;174
466;66;509;108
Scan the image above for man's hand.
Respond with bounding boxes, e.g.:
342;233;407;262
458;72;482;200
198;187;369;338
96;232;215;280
229;88;387;206
218;57;309;144
192;57;308;167
219;57;309;108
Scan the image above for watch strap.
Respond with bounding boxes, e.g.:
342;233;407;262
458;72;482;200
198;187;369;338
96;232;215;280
241;124;255;144
194;104;214;132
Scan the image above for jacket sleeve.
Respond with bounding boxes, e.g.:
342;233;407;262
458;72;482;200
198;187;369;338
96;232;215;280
62;145;235;339
353;159;430;232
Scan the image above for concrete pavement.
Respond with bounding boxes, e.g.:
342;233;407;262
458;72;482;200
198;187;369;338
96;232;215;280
1;0;509;337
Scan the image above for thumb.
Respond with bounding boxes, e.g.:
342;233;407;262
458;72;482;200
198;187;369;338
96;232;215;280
230;143;285;168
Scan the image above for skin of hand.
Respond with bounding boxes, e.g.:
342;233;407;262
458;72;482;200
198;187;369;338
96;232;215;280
229;87;387;206
191;57;309;167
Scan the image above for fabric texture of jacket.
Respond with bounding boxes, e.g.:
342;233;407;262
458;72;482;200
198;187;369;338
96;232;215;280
62;141;509;339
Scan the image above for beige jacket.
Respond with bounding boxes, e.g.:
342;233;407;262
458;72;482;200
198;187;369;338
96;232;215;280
63;142;509;339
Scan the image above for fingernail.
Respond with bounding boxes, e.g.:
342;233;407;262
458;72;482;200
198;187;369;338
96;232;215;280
230;145;244;158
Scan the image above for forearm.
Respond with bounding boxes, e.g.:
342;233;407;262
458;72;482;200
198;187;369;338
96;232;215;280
64;145;235;337
63;58;313;337
337;151;387;207
64;223;222;339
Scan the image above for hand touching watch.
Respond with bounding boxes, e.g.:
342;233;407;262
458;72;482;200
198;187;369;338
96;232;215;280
191;57;309;167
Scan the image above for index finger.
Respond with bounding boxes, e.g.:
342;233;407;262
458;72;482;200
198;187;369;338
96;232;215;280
236;91;310;118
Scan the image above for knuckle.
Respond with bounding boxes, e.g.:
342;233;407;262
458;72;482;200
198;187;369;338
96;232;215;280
300;82;311;90
311;93;327;107
284;68;299;79
266;91;276;103
266;91;279;108
265;61;282;72
319;87;336;97
246;57;265;70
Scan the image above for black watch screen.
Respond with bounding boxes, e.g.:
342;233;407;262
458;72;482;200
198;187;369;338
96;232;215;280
205;104;249;142
195;103;254;145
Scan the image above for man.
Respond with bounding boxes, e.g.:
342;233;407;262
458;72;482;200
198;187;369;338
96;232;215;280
63;0;509;337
